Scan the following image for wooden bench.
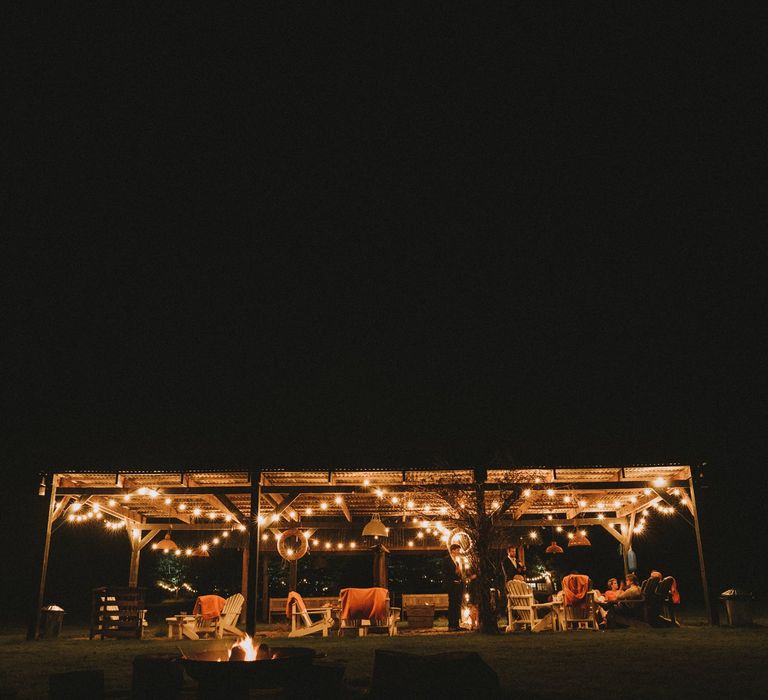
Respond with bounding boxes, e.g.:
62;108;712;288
401;593;449;612
269;596;338;623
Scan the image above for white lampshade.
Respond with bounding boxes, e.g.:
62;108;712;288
362;514;388;538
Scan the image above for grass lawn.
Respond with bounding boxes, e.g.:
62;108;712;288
1;616;766;698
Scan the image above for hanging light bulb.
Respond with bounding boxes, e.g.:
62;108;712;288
568;530;591;547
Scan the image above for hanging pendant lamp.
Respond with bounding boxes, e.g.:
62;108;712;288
568;529;591;547
190;545;210;557
155;532;178;551
362;513;389;537
546;541;564;554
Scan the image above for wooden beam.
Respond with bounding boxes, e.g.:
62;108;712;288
55;479;691;496
616;495;661;518
601;523;625;545
28;474;56;640
184;476;247;523
245;469;261;637
338;496;352;522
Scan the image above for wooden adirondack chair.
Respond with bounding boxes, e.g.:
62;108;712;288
287;592;334;637
559;577;600;631
192;593;246;639
505;579;555;632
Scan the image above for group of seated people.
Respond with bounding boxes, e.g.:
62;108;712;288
533;569;679;629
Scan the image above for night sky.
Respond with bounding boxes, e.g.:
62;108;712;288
6;5;766;619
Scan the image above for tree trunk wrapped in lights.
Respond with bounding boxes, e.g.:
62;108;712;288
431;468;527;635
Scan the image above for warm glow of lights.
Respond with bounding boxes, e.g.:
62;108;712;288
178;503;187;510
417;532;424;539
580;530;587;536
578;499;587;508
324;541;331;549
257;515;265;524
138;487;148;495
303;530;311;539
108;499;117;507
225;514;232;522
363;479;370;486
185;548;192;556
529;531;538;539
337;542;344;549
262;533;268;540
412;517;419;523
423;505;431;513
653;478;667;488
439;506;448;514
174;549;181;556
546;489;555;497
407;500;415;509
164;497;172;505
151;543;158;549
123;494;131;502
629;495;637;503
567;532;574;539
238;524;246;531
547;514;553;520
491;501;499;509
535;477;542;483
208;512;216;520
271;513;280;522
212;537;220;545
288;510;296;518
612;500;621;509
643;488;651;495
597;513;605;520
392;496;400;504
305;508;313;516
192;508;202;516
72;503;82;512
312;539;319;546
67;514;75;521
523;489;531;497
286;548;294;556
222;531;229;538
408;540;414;547
680;497;688;505
320;501;328;510
556;526;563;532
350;541;357;548
596;502;605;510
563;495;572;503
334;496;342;504
201;544;208;551
375;488;384;498
440;535;448;543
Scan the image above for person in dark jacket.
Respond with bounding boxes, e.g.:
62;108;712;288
442;544;464;630
500;545;526;584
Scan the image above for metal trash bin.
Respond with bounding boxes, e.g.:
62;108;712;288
39;605;65;638
720;589;753;626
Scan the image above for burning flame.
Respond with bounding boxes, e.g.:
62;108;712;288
229;635;258;661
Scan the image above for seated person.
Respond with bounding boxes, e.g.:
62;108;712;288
605;573;643;628
603;578;621;602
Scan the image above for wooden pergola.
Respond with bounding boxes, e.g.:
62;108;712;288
30;463;713;638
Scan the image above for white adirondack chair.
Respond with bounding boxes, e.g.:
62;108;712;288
287;593;334;637
192;593;246;639
505;579;555;632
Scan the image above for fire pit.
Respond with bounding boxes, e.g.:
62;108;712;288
181;636;316;699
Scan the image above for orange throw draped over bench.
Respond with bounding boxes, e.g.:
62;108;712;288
340;587;389;621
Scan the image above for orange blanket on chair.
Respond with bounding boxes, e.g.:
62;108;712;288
193;595;226;620
562;575;590;606
340;587;388;621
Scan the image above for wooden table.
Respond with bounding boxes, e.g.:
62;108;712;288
165;614;198;640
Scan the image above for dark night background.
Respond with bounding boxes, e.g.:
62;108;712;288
4;5;766;624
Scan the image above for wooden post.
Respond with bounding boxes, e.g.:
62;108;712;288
245;469;261;637
241;546;249;603
28;473;56;640
128;524;141;587
260;554;270;622
689;471;716;625
289;559;298;592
